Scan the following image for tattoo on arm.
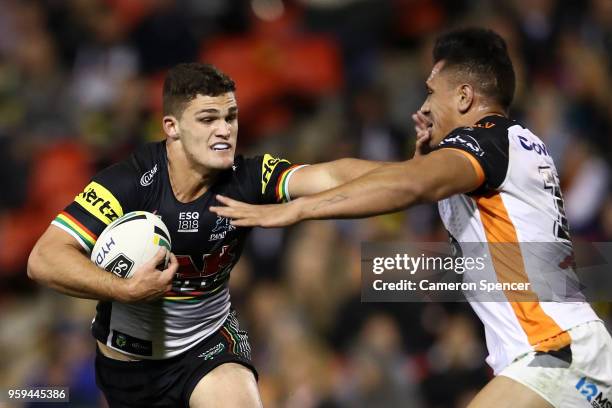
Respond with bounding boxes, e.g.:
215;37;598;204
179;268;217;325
311;194;348;211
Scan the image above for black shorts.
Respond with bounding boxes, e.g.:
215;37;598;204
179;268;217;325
95;311;257;408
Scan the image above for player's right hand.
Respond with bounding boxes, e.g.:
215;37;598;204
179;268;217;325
118;248;178;303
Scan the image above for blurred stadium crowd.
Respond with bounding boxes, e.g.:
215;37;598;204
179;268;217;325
0;0;611;407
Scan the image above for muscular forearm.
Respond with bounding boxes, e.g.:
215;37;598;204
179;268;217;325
292;151;479;221
325;158;387;187
289;158;387;198
294;162;423;220
28;241;127;301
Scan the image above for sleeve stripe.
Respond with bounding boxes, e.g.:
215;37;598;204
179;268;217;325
282;164;308;202
275;165;305;202
51;221;93;252
443;148;486;186
58;211;98;242
54;212;97;248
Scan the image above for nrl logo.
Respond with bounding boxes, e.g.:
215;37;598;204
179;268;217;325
140;164;158;186
116;334;127;347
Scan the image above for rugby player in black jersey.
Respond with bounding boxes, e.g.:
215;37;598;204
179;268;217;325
211;29;612;408
27;63;384;407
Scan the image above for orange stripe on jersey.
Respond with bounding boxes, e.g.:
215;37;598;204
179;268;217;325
443;148;485;187
476;192;571;351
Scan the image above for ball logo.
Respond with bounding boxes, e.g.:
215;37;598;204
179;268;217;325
140;164;158;186
105;254;135;278
94;237;116;266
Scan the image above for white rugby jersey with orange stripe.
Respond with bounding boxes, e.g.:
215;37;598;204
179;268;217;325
436;115;600;374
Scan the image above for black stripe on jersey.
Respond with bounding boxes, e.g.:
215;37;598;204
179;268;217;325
92;301;112;341
437;115;511;193
112;214;147;229
65;201;108;238
154;225;171;242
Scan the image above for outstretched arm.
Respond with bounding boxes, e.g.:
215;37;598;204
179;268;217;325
285;158;388;199
211;148;483;227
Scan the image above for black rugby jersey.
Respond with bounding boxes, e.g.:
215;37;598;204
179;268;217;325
52;141;303;358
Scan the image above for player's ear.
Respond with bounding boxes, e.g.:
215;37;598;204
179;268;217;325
163;115;180;140
457;83;474;114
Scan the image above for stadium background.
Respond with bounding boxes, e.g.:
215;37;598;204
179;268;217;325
0;0;610;407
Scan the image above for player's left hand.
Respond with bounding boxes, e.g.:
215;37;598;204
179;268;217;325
412;110;432;157
210;195;302;227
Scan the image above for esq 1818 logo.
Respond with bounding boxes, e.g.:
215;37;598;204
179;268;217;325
178;212;199;233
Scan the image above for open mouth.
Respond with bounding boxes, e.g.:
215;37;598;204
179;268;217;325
211;143;231;152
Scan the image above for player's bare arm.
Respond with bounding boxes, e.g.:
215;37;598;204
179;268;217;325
28;225;177;302
210;148;482;227
286;157;388;198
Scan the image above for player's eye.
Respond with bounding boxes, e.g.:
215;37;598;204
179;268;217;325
198;117;216;124
226;114;237;122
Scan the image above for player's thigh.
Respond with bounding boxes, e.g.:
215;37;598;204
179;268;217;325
467;375;554;408
189;362;262;408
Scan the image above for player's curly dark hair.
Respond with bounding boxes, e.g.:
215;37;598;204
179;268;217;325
433;28;515;110
163;63;236;116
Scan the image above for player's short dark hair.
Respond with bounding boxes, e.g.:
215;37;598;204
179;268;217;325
163;63;236;116
433;28;515;110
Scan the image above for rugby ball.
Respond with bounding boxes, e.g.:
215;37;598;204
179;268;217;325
90;211;171;279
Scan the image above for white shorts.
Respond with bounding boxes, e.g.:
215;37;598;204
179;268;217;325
500;320;612;408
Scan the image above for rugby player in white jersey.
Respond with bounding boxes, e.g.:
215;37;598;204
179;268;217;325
211;28;612;407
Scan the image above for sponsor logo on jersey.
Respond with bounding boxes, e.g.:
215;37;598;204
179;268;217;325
261;153;290;194
94;236;116;266
440;134;484;157
517;136;549;156
209;216;235;241
140;164;158;186
75;181;123;224
111;330;153;356
105;254;134;278
116;334;127;347
178;211;199;232
197;342;225;360
576;377;612;408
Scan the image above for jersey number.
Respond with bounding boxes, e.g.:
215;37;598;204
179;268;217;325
539;166;570;241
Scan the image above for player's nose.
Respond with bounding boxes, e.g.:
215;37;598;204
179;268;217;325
419;101;430;114
215;120;232;139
